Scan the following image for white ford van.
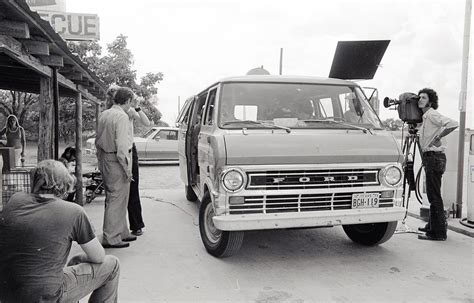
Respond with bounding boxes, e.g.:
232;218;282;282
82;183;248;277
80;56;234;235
176;75;405;257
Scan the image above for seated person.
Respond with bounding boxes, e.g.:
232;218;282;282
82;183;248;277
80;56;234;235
344;93;364;123
0;160;120;302
59;146;77;202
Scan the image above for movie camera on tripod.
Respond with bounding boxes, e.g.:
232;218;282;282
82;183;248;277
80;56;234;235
384;92;424;205
383;92;423;125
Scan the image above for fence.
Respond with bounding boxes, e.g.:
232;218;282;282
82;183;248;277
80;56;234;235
1;168;32;209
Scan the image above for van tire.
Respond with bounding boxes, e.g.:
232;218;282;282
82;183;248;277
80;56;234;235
199;193;244;257
342;221;397;246
185;185;197;202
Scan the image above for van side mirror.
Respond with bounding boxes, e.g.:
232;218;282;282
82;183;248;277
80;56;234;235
363;87;380;115
155;136;160;141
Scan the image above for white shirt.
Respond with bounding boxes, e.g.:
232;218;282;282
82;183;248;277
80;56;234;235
420;108;458;152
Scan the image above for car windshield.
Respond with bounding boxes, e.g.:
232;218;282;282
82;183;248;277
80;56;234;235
141;128;156;138
218;82;383;130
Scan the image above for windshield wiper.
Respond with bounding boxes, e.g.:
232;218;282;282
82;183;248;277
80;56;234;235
303;119;373;135
222;120;291;133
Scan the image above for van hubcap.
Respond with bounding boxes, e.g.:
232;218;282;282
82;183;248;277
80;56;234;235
204;203;222;244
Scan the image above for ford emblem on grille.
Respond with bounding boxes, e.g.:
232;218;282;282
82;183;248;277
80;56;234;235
273;177;286;183
299;177;311;183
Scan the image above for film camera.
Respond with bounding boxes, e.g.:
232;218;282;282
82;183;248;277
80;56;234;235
383;92;422;125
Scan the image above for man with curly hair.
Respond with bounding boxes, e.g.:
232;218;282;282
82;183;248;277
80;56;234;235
0;160;120;302
417;88;458;241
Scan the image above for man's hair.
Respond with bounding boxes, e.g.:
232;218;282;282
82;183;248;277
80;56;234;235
106;84;120;109
31;160;75;197
60;146;76;162
114;87;134;105
418;88;439;109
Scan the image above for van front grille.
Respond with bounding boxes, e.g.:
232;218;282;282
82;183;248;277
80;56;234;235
228;192;393;215
247;169;379;190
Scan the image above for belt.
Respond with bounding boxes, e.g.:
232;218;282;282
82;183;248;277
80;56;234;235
423;151;444;156
103;149;132;154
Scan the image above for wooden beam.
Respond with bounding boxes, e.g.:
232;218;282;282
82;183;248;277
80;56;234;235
0;34;22;55
59;64;77;73
56;72;77;92
0;44;51;77
39;54;64;67
75;91;84;205
75;78;92;86
20;40;50;56
62;71;82;81
77;84;102;104
0;20;30;39
38;77;54;161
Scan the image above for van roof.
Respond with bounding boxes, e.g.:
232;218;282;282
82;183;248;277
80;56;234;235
218;75;357;86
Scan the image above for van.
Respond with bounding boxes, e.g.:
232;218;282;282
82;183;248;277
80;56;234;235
176;75;405;257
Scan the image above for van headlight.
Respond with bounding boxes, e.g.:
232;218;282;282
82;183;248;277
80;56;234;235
380;165;403;187
221;168;246;192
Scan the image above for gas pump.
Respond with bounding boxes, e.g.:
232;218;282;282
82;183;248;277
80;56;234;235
460;133;474;227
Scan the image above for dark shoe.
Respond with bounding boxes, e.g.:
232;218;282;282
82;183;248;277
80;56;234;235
102;242;130;248
131;229;143;236
418;224;430;233
418;233;447;241
123;235;137;242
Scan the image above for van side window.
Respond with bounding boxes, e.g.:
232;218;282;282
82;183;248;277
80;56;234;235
177;98;194;124
204;88;217;125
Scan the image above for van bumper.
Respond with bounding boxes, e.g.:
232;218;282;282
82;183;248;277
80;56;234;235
213;207;406;231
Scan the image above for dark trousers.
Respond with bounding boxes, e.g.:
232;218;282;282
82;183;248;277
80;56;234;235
128;144;145;231
422;152;447;237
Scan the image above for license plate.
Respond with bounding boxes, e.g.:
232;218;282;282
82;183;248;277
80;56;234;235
352;193;380;208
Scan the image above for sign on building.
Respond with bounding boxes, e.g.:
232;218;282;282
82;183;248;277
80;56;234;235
37;11;100;41
27;0;57;6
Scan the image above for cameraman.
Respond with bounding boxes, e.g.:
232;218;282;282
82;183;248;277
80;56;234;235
417;88;458;241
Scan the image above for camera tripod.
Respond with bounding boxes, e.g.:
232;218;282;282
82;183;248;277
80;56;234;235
396;123;425;234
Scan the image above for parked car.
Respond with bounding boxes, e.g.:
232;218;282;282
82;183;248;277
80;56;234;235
85;127;179;163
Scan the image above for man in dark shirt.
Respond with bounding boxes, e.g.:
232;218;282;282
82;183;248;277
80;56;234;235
0;160;120;302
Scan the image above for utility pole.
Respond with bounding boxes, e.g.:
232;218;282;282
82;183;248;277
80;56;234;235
455;0;472;218
279;48;283;75
178;96;181;114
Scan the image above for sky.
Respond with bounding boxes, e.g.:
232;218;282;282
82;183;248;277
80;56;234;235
62;0;472;127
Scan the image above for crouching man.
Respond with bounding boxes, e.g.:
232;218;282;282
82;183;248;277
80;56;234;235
0;160;120;302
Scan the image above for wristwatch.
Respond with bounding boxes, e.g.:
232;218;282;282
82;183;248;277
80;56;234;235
135;107;141;112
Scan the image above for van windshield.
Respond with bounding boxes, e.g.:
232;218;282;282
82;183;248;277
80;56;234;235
218;82;383;130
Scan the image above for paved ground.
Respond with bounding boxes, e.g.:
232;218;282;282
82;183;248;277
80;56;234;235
74;165;474;303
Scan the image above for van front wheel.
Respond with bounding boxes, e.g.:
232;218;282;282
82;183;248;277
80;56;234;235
343;221;397;246
199;194;244;257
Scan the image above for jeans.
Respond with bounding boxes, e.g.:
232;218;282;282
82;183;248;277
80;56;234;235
59;255;120;302
128;144;145;231
422;152;447;237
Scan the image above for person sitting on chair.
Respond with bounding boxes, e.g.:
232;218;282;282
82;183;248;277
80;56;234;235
59;146;77;202
0;160;120;302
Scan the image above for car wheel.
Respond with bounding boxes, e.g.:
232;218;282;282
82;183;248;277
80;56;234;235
342;221;397;246
199;193;244;257
185;185;198;202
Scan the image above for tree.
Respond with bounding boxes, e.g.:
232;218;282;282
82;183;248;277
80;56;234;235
382;118;404;131
0;90;39;140
0;91;38;126
66;34;165;133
